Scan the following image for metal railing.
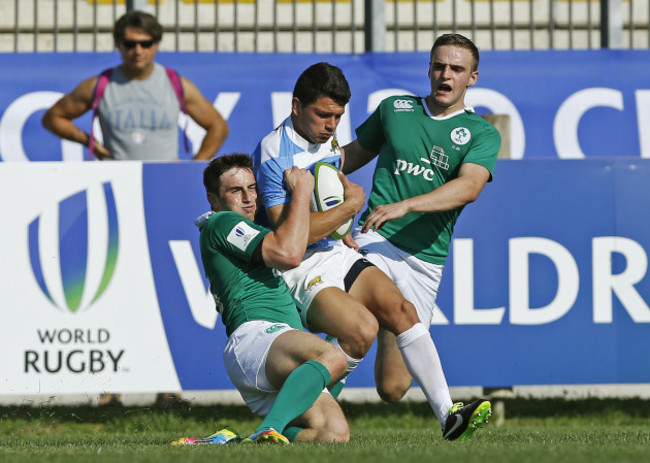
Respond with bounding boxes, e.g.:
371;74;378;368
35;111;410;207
0;0;648;52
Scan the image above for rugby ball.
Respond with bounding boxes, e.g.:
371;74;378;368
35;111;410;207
310;162;353;240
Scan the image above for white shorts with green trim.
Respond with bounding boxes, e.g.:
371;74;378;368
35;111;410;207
223;320;296;417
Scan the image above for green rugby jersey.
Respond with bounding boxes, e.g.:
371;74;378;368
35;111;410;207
199;211;302;336
356;95;500;264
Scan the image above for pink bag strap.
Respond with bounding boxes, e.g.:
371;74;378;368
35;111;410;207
165;67;190;154
89;68;113;160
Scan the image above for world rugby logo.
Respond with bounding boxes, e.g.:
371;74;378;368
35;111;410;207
28;182;119;313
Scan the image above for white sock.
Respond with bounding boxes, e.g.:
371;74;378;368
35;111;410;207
328;336;363;375
396;323;453;424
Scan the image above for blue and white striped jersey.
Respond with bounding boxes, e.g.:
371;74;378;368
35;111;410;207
252;116;342;250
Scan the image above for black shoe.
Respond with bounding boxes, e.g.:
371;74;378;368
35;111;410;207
442;399;491;441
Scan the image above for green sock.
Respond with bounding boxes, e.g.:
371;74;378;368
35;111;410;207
282;426;304;442
329;375;347;399
257;360;331;433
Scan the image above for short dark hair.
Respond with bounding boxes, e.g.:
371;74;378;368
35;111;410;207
430;34;480;72
113;10;163;44
203;153;254;196
293;62;351;107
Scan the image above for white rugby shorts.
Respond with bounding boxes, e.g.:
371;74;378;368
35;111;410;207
352;227;444;325
280;240;366;328
223;320;296;417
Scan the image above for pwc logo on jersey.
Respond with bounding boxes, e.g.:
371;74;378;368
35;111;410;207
451;127;471;146
394;159;435;181
393;99;415;112
394;143;452;180
28;182;119;313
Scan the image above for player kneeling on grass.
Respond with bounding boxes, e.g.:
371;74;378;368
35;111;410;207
172;153;349;445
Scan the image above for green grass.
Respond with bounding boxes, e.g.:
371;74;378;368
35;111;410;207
1;399;650;463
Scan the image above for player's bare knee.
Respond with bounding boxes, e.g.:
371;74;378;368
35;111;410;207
377;382;408;403
364;317;379;346
391;300;420;332
356;316;379;355
328;427;350;443
321;417;350;443
321;348;348;381
397;299;419;324
344;341;368;360
376;374;410;403
343;315;378;358
376;298;419;334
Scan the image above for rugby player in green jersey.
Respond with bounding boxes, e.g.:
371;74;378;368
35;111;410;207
342;34;499;441
173;154;349;445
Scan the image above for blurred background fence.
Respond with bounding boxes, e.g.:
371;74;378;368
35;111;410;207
0;0;648;53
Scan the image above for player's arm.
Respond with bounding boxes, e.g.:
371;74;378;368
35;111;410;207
41;76;112;159
260;167;314;270
341;140;377;175
181;76;229;161
362;162;491;232
266;171;365;245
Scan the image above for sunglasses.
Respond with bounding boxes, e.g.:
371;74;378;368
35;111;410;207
121;39;156;49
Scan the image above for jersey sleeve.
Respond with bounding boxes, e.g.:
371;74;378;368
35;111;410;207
205;212;270;262
256;152;293;210
463;122;501;180
355;100;387;153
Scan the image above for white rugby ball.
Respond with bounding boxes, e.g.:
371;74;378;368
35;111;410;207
310;162;353;240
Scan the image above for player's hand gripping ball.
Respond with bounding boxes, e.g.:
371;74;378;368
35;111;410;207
310;162;353;240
